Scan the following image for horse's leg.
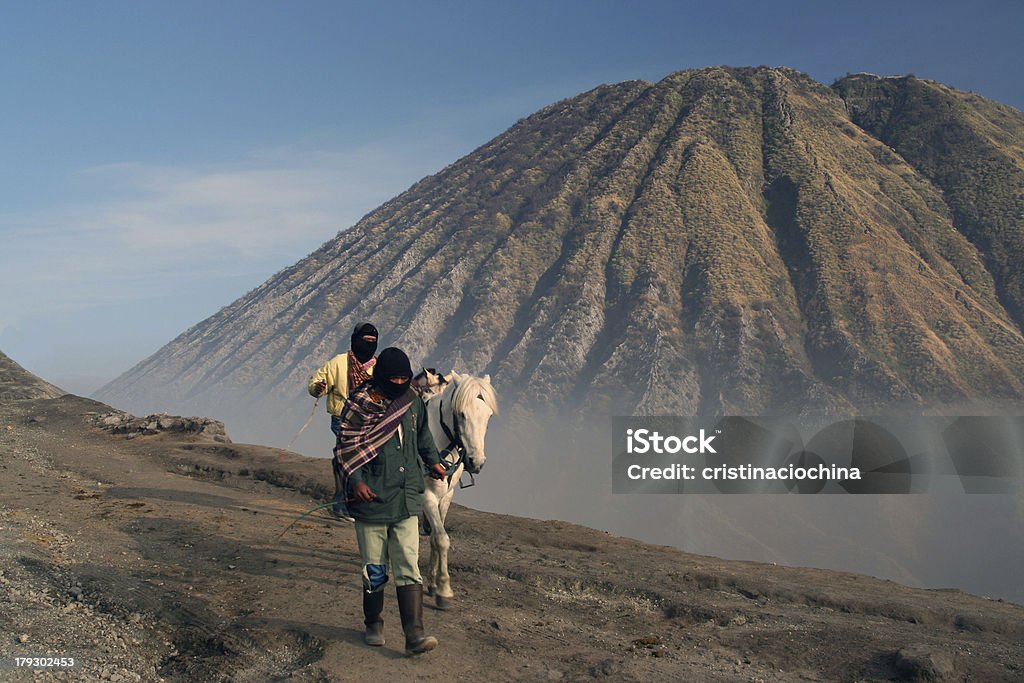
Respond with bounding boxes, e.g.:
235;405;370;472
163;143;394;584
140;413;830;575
419;511;432;537
439;486;455;527
421;486;443;599
429;521;452;609
432;466;462;609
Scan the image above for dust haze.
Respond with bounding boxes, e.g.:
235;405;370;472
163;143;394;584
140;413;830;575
173;393;1024;606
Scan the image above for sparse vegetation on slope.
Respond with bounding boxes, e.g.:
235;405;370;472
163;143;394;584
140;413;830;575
97;67;1024;436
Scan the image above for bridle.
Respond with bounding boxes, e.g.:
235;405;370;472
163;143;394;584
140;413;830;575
436;386;476;489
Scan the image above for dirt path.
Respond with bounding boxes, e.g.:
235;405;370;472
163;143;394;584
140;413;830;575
2;395;1023;682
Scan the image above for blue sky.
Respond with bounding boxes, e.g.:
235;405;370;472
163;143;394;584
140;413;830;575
2;0;1022;394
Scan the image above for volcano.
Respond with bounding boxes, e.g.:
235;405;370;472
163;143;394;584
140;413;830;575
97;67;1024;440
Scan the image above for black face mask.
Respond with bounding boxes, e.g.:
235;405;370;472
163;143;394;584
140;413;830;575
377;378;410;401
372;346;413;399
352;338;377;363
350;323;378;363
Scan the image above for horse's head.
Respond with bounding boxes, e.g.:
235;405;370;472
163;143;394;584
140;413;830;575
448;372;498;474
413;366;448;400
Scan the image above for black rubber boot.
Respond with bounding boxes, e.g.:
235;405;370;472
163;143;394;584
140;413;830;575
363;590;385;646
396;584;438;655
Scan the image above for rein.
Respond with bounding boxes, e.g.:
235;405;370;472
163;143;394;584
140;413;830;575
436;391;475;489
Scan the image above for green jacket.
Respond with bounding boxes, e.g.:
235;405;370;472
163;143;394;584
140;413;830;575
346;394;441;524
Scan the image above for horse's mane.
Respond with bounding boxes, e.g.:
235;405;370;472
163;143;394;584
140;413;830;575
452;375;499;416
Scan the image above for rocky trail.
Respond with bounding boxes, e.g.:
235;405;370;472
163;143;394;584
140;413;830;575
2;395;1023;682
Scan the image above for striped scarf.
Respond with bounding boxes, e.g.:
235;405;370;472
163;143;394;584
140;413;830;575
335;383;414;476
348;352;375;391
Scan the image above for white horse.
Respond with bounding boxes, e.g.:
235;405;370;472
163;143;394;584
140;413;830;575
421;371;498;609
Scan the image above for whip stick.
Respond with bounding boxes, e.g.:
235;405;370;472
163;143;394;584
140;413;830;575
286;396;320;451
275;502;335;541
275;498;358;541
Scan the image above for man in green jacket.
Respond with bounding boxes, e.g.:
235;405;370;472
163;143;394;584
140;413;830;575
335;347;446;655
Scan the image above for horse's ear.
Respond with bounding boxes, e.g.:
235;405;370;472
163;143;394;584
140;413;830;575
483;374;491;383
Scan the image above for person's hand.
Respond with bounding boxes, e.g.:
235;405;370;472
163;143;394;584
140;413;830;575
353;482;376;502
429;463;447;480
313;381;327;396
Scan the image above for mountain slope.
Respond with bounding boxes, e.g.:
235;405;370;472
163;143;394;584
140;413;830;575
97;67;1024;439
834;73;1024;334
0;349;64;400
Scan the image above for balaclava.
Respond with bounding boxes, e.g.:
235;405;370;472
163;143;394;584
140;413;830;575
350;323;378;364
372;347;413;400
